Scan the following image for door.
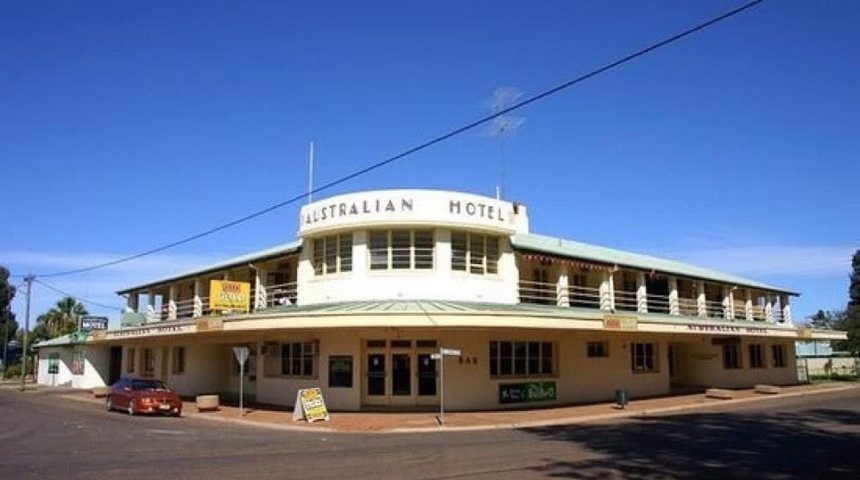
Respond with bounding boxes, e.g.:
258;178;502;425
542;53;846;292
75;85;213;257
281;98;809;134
417;354;436;397
668;345;677;379
391;354;411;396
108;346;123;385
365;353;386;405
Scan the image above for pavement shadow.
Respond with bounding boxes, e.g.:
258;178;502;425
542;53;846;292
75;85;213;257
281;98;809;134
522;407;860;479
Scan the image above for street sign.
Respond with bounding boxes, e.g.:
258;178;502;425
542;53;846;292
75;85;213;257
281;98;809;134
233;346;249;365
440;348;461;356
436;346;462;426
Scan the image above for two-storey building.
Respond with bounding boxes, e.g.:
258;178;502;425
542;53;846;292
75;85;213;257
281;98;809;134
35;189;846;410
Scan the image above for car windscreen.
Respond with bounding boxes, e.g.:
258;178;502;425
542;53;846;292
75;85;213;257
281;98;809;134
130;380;168;391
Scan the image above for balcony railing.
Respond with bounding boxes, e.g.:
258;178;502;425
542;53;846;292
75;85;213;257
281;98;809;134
614;290;638;312
569;285;601;309
678;297;699;317
704;300;724;318
646;293;671;315
263;281;298;308
518;280;556;305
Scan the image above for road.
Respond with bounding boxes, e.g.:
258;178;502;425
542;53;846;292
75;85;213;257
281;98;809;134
1;387;859;479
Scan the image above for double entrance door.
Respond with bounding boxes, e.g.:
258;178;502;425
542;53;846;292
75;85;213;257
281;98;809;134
363;339;438;408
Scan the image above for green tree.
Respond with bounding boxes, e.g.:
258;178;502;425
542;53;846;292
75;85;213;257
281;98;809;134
807;309;845;330
1;266;19;368
839;250;860;354
35;296;89;339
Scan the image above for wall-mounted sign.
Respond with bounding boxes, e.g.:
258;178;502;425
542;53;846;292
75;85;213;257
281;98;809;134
48;353;60;374
292;388;330;423
499;381;557;404
210;280;250;313
687;324;768;335
80;315;109;332
797;328;813;339
104;323;196;340
298;190;519;236
604;315;638;330
71;351;85;375
196;318;224;332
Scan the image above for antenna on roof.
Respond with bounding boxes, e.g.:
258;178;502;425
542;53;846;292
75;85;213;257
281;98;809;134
307;140;315;204
487;87;525;200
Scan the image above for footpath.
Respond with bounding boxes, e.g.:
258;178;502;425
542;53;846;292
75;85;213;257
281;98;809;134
5;380;857;434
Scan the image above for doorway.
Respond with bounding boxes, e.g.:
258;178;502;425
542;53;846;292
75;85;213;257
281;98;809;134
361;339;439;408
108;346;123;385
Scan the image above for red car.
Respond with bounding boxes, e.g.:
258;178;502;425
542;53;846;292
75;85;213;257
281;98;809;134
106;377;182;417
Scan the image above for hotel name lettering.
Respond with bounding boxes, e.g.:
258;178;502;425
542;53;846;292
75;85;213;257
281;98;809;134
302;197;509;226
686;324;769;334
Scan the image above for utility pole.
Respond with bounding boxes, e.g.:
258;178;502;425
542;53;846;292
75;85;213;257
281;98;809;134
20;274;33;392
2;303;9;378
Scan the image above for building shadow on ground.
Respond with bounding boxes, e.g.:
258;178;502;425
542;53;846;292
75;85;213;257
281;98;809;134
522;407;860;479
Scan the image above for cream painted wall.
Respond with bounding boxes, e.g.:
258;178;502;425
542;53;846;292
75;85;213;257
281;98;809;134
674;337;797;388
165;343;231;396
297;228;519;305
36;346;109;389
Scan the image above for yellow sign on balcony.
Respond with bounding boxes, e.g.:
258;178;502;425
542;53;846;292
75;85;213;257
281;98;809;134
210;280;251;313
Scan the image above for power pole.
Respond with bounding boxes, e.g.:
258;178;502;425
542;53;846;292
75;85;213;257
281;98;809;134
20;274;33;392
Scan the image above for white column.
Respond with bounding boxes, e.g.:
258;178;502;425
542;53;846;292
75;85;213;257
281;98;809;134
744;289;753;322
781;295;792;323
722;286;733;320
765;295;774;322
168;285;177;321
223;271;231;281
635;272;647;313
697;281;707;318
193;279;203;318
557;269;570;307
146;290;156;323
668;276;679;316
599;271;613;311
254;266;268;310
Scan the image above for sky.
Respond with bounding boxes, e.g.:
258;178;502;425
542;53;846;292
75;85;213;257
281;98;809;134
1;0;858;326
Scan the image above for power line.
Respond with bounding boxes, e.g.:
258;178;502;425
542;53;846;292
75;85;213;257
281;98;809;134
33;279;123;312
18;0;765;279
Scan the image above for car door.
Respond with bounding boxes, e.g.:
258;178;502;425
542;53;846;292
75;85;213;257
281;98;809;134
113;379;129;408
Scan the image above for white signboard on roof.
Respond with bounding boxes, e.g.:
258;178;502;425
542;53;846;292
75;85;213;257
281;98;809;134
298;189;525;237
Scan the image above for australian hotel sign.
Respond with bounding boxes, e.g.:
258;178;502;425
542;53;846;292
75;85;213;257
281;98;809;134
299;190;518;236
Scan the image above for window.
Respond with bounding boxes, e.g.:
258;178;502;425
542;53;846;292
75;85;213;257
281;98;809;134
280;342;316;377
722;344;741;369
772;344;787;368
452;231;500;275
328;356;353;388
172;346;186;375
587;341;609;358
489;340;555;377
142;348;155;374
72;351;85;375
749;344;764;369
48;353;60;374
369;229;435;270
127;348;136;374
631;343;657;373
313;234;352;275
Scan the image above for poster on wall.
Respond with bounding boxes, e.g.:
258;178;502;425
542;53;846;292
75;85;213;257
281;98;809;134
71;351;86;375
291;387;330;423
499;381;557;404
48;353;60;375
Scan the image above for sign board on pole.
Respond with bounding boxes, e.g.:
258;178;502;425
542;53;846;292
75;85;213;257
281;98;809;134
210;280;251;313
440;348;461;356
232;346;250;365
291;388;330;423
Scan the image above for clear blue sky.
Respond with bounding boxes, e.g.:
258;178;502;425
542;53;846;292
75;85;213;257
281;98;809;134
1;0;858;324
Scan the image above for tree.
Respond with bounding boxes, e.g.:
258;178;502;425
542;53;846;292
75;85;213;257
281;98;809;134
839;250;860;355
1;266;19;368
807;309;845;330
35;296;89;339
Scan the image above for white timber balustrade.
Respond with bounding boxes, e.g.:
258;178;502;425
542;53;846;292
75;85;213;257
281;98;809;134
697;281;707;318
722;286;733;320
765;295;774;322
781;295;792;324
745;289;753;321
254;266;268;311
193;279;203;318
636;272;647;314
146;290;157;323
556;271;570;307
599;271;613;311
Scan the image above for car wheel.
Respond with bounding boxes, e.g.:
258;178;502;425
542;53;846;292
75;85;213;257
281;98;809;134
127;400;136;416
106;396;113;412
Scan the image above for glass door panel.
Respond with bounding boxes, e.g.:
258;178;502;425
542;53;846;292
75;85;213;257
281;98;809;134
417;354;436;396
367;353;385;396
392;354;411;396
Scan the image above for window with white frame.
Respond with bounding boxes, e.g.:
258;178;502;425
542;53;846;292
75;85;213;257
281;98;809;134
631;342;657;373
279;342;316;377
313;234;352;275
749;344;764;369
722;343;741;369
771;344;787;368
489;340;555;377
369;229;434;270
451;231;500;275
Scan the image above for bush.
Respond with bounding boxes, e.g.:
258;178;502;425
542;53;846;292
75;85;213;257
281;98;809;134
4;364;21;378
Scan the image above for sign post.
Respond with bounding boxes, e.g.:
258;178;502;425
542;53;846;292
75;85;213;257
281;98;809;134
431;347;461;425
232;346;249;418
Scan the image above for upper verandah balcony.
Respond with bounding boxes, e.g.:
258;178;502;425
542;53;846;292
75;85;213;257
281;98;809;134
513;234;794;324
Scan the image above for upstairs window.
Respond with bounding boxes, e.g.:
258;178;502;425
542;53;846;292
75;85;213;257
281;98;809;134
452;231;500;275
313;234;352;275
369;229;434;270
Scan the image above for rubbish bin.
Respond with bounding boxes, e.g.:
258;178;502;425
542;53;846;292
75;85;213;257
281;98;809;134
615;389;629;409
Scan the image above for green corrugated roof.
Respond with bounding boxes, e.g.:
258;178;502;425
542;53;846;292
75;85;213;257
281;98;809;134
116;240;301;294
33;333;78;349
512;233;796;295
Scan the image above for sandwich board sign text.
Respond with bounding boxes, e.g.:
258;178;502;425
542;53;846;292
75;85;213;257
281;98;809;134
292;388;330;423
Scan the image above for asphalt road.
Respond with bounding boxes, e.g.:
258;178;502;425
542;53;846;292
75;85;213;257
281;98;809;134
1;387;859;480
